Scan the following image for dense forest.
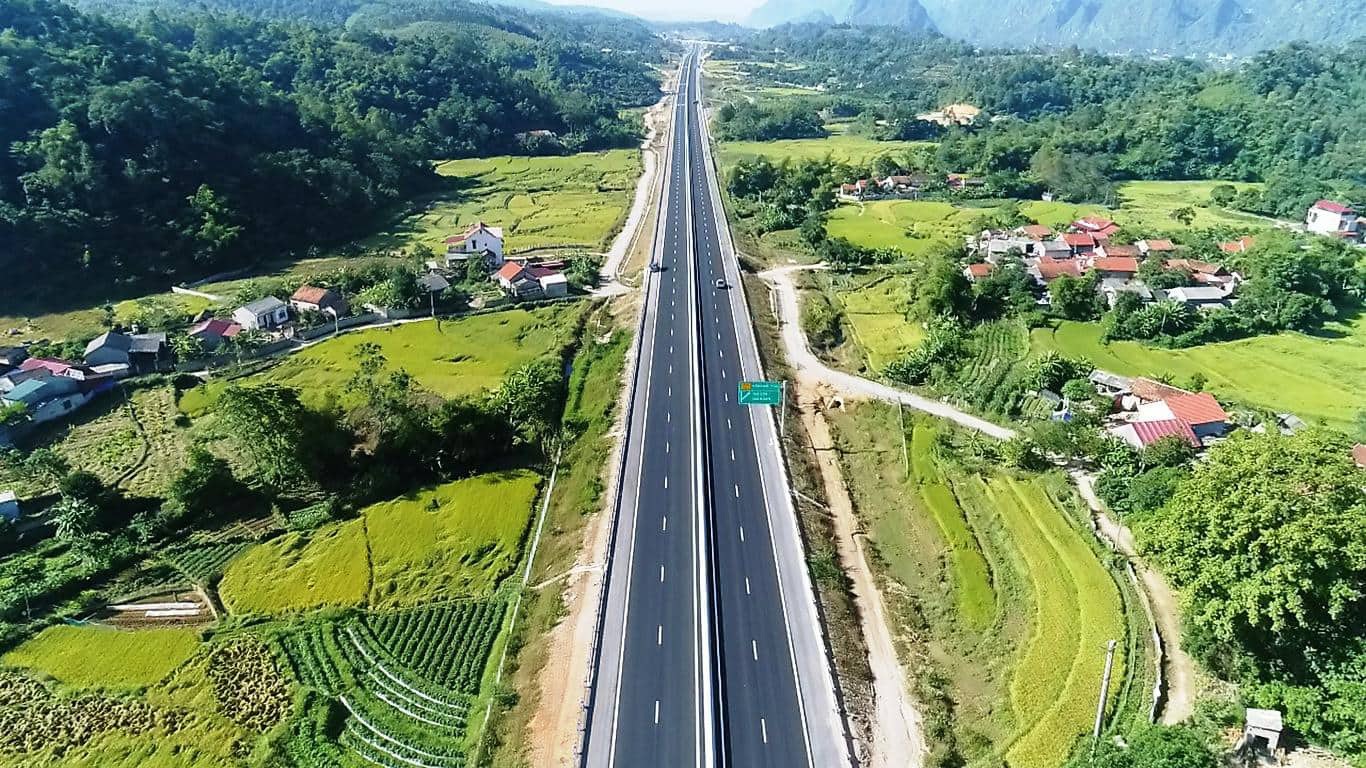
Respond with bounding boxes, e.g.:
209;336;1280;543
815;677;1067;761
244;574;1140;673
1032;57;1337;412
715;27;1366;216
0;0;664;302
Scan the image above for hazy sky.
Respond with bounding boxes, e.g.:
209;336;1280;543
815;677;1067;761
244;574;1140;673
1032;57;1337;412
543;0;765;22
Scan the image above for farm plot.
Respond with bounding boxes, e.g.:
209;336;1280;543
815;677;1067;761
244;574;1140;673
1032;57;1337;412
1031;317;1366;432
908;425;994;630
826;403;1130;766
179;305;582;416
826;200;990;258
952;320;1031;417
1020;180;1270;232
980;478;1126;768
364;151;639;257
219;471;541;616
365;470;541;606
2;625;200;691
832;275;924;371
275;603;506;768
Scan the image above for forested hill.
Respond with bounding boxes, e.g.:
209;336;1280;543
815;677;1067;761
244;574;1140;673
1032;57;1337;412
0;0;664;301
746;0;1366;55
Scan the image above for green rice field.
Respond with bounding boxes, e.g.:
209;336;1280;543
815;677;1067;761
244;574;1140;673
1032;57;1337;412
832;275;925;370
718;136;935;171
2;626;200;691
826;200;982;257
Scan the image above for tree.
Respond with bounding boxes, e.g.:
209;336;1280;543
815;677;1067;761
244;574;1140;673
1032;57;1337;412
1170;206;1196;226
490;357;565;452
0;403;27;427
1136;428;1365;657
1141;436;1196;469
1049;274;1102;320
166;447;242;525
58;470;104;503
465;255;491;286
1071;724;1219;768
915;253;974;320
1208;184;1237;207
215;384;312;490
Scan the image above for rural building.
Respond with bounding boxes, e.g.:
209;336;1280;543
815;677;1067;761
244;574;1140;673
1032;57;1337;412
1100;277;1154;307
1034;239;1072;260
1109;418;1200;450
232;297;289;331
985;237;1033;260
1091;257;1139;279
1089;370;1133;397
946;173;986;191
1165;286;1231;309
0;346;27;375
963;263;994;282
1243;709;1284;753
916;103;981;126
495;262;567;300
0;376;93;424
1353;444;1366;468
418;272;451;295
290;285;349;318
83;332;167;371
0;491;17;522
1136;392;1229;440
1128;377;1192;403
1017;224;1053;240
187;318;242;351
1304;200;1359;238
1096;243;1140;259
1218;236;1256;254
1031;257;1084;285
1165;259;1240;290
1136;239;1176;255
445;222;505;268
1071;215;1120;240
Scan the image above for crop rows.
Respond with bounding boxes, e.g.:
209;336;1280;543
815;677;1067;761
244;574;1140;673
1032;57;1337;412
362;601;506;694
161;541;249;585
955;321;1030;416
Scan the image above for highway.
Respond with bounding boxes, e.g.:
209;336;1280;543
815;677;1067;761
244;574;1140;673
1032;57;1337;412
583;48;850;768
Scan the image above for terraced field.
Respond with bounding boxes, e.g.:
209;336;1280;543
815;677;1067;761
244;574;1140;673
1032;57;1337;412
831;275;924;371
826;200;985;257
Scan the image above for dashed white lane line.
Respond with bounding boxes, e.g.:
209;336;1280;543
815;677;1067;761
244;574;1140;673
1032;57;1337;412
730;448;735;461
662;516;667;532
723;392;729;403
660;565;665;583
654;701;660;725
663;476;668;489
739;525;745;542
726;418;732;430
734;484;740;498
657;624;663;645
752;640;758;661
761;718;768;744
745;577;751;595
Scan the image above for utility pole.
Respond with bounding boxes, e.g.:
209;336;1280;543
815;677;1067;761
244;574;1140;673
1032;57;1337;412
779;380;787;440
1092;639;1119;752
898;399;908;479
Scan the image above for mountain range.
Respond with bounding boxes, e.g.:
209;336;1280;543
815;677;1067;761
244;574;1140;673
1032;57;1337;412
745;0;1366;55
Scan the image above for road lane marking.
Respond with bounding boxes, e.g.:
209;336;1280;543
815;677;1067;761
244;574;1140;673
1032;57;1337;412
658;625;663;645
662;516;667;532
731;448;735;461
745;577;751;594
655;701;660;725
734;484;740;498
739;526;745;542
727;418;732;430
752;640;758;661
761;718;768;744
660;565;665;583
663;476;668;489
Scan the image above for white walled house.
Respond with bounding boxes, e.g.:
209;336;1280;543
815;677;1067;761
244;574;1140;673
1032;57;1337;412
232;297;289;331
445;222;505;268
1305;200;1359;238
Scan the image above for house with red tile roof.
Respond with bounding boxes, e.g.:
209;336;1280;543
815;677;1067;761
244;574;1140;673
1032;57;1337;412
1136;239;1177;255
1091;257;1139;278
1354;444;1366;469
496;262;568;300
1218;236;1256;254
963;262;994;282
445;222;505;268
1136;392;1230;440
1018;224;1053;240
1072;215;1120;240
1062;232;1096;255
1109;418;1200;450
289;285;349;318
1097;244;1140;259
1032;257;1084;284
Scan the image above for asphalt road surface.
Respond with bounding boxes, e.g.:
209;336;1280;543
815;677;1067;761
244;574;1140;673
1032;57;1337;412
583;49;850;768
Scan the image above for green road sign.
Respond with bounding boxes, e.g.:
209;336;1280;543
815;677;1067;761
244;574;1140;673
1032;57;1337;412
738;380;783;406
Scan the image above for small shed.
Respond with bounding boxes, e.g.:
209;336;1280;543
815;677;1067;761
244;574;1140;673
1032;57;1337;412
1244;708;1283;752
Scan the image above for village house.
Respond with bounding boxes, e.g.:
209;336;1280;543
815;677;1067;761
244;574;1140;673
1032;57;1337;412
1096;243;1140;259
1100;277;1154;307
1071;215;1120;241
916;103;981;127
1034;239;1072;260
1017;224;1053;240
1304;200;1359;239
0;358;116;424
232;297;289;331
1136;239;1177;255
1134;391;1230;441
445;222;506;269
0;346;26;375
1165;285;1231;309
1062;232;1097;256
495;262;568;300
946;173;986;191
83;331;167;373
1218;236;1256;254
1091;256;1140;279
1109;418;1201;451
963;263;994;282
289;285;349;318
187;318;242;352
1165;258;1240;290
1353;443;1366;469
1030;257;1084;286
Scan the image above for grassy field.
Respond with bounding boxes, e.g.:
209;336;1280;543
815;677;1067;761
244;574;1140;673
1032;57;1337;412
219;471;541;615
717;136;935;171
1031;316;1366;432
366;470;541;606
0;292;220;350
826;199;981;258
3;626;200;691
828;404;1128;767
364;152;639;256
830;274;925;371
179;305;582;415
